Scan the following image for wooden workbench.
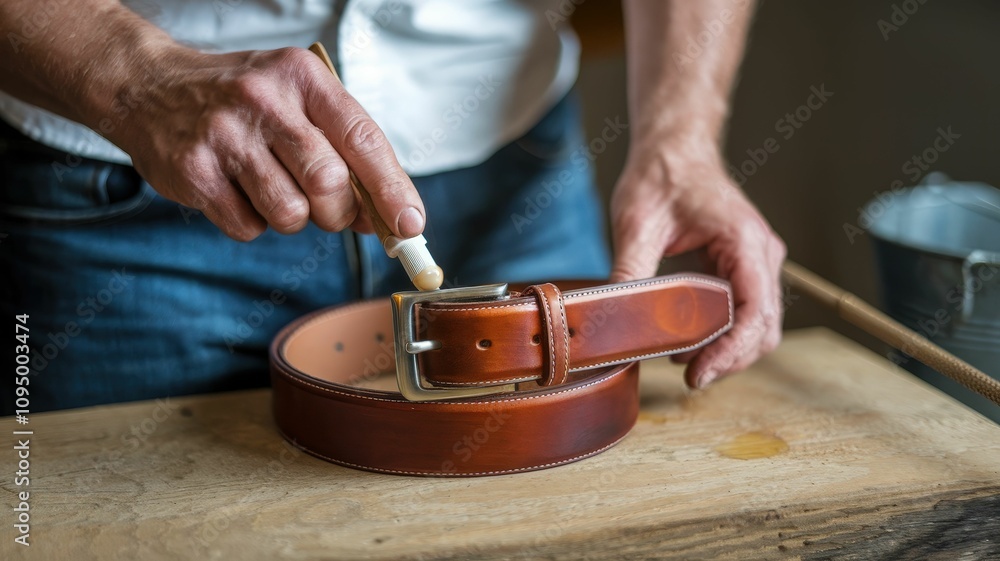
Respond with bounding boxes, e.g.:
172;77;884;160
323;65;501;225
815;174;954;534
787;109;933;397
3;328;999;560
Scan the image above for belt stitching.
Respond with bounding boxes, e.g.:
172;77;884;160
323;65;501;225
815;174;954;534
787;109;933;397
282;431;630;477
272;360;631;405
276;275;731;397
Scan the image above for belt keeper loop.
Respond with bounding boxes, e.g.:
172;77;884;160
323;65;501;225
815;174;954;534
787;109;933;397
522;283;570;386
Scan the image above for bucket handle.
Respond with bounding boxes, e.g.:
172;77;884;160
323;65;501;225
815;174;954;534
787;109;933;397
960;250;1000;321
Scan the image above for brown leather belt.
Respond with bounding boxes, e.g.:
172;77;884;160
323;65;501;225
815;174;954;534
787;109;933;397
269;274;733;477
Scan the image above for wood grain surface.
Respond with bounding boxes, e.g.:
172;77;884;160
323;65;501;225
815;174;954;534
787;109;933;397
3;328;998;560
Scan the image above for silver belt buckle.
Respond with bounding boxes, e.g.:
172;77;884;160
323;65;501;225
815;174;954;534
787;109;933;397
392;283;514;402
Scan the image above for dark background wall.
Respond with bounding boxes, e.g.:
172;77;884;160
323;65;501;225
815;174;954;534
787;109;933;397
573;0;1000;352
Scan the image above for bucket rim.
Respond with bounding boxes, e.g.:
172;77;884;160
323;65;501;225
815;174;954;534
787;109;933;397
864;178;1000;263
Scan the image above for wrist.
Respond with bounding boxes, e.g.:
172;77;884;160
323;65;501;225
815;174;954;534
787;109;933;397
615;132;737;209
75;10;189;144
629;91;728;145
627;132;726;178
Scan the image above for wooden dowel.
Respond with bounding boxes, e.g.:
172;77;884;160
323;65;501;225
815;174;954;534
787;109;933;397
781;260;1000;407
307;42;393;243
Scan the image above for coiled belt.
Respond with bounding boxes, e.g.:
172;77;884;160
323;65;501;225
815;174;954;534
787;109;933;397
270;274;733;477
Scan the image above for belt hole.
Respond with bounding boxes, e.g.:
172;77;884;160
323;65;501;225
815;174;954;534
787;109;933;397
568;328;576;338
531;334;541;345
477;339;492;350
375;332;385;342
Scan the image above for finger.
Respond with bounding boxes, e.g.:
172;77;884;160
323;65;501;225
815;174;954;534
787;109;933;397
235;152;311;234
683;308;764;389
270;118;358;231
609;212;665;283
306;86;425;238
346;187;375;234
196;181;268;242
150;144;266;241
670;350;700;364
684;253;776;388
758;238;788;357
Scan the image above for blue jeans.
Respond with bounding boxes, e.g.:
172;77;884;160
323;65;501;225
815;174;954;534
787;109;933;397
0;94;610;413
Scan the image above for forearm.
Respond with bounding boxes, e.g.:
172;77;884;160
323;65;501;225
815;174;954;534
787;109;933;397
614;2;782;388
622;0;756;148
0;1;179;134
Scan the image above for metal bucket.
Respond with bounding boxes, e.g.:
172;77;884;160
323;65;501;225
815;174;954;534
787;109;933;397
865;173;1000;422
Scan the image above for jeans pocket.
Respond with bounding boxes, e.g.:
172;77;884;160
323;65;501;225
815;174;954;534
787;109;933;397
0;130;155;225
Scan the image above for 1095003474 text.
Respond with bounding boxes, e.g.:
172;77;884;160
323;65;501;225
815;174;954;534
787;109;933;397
13;313;33;547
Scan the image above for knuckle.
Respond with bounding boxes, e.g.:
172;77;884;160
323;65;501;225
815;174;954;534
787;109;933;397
202;112;242;148
282;46;324;78
276;46;308;64
367;174;411;199
341;117;389;156
735;216;766;241
204;199;262;242
171;145;212;181
233;74;270;104
170;148;221;203
231;221;266;242
326;207;358;232
230;77;285;120
301;156;351;198
762;332;782;354
266;197;310;231
771;235;788;260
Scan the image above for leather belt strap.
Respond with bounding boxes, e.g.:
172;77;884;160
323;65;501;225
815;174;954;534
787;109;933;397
270;274;733;476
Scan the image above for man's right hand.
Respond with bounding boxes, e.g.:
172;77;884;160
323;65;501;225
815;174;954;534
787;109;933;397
114;46;424;241
0;0;424;242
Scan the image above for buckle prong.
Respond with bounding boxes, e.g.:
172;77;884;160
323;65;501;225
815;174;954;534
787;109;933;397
392;283;512;402
405;340;441;353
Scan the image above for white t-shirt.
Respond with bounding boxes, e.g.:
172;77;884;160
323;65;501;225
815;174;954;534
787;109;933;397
0;0;578;176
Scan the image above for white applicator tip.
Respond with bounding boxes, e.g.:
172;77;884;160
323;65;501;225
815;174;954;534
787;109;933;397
382;235;444;291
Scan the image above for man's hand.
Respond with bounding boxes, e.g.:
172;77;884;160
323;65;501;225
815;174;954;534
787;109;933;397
0;1;424;241
610;141;785;389
619;0;782;387
116;46;424;241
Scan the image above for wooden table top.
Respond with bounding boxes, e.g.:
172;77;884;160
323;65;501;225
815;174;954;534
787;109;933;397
3;327;999;560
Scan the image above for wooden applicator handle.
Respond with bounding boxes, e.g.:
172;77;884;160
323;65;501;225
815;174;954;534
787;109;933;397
781;260;1000;407
307;42;393;243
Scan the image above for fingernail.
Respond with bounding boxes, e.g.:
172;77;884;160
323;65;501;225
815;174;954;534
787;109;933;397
697;370;719;389
397;207;424;238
